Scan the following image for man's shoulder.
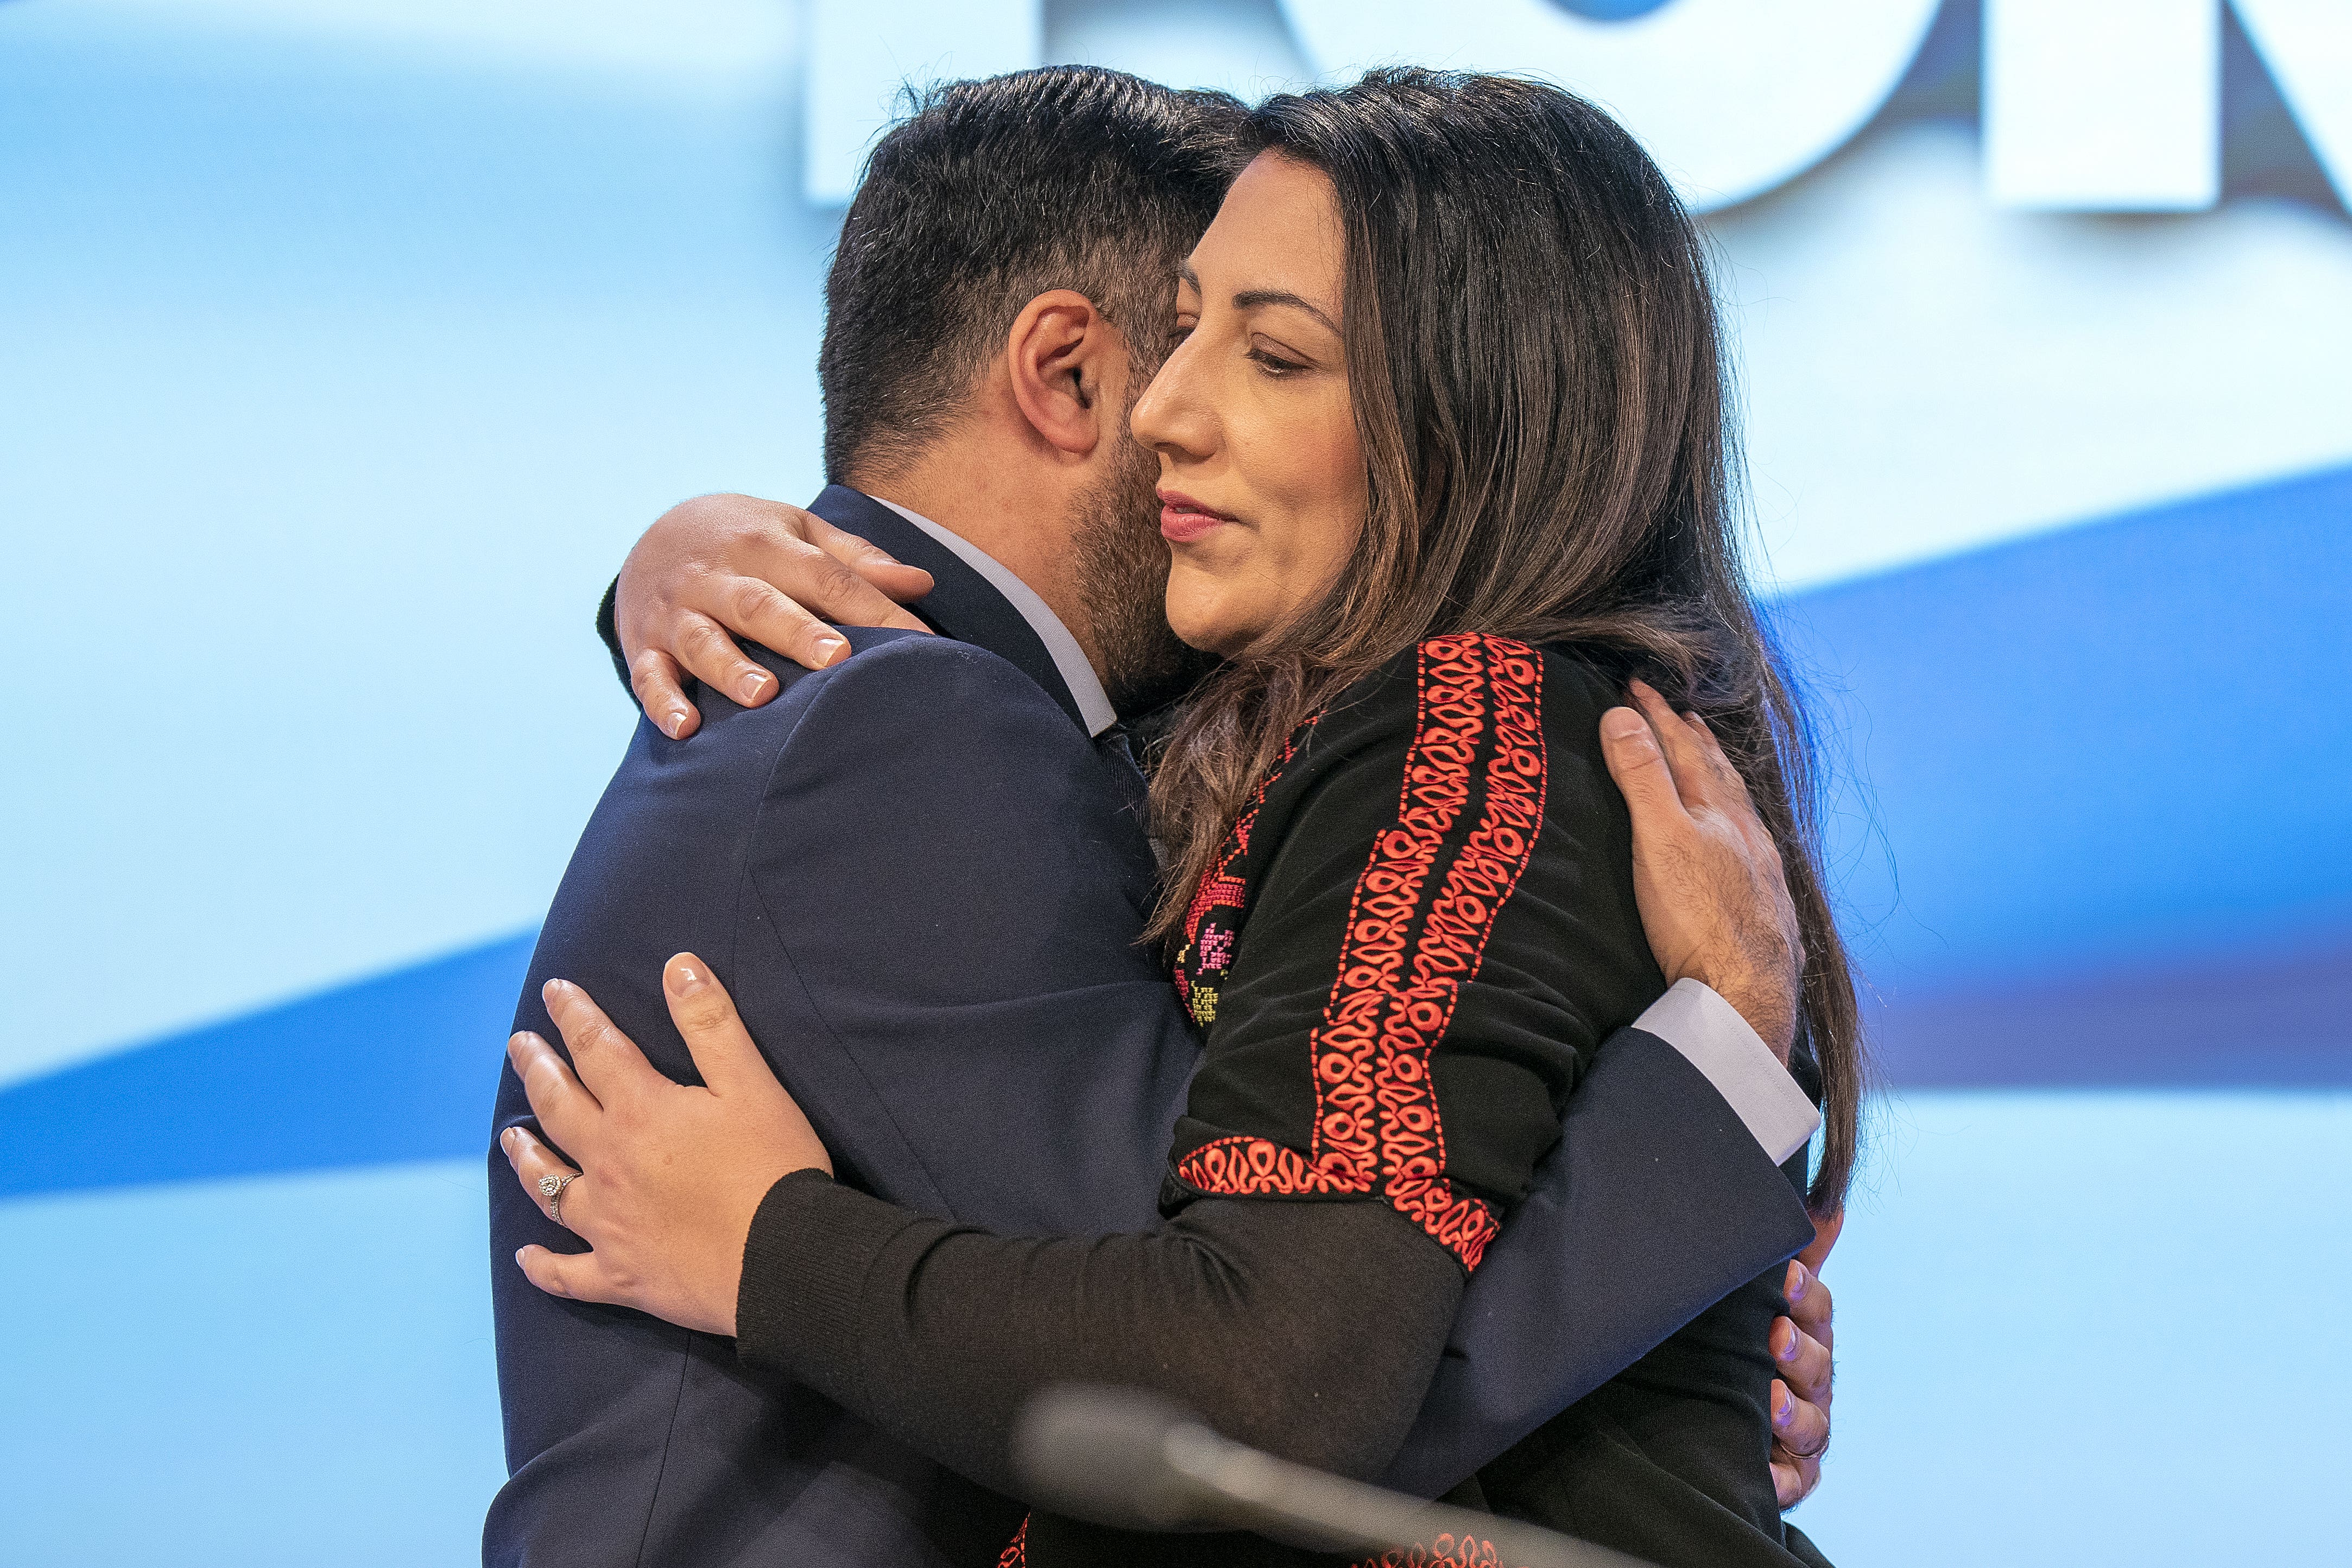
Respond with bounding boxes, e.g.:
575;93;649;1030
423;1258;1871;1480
584;630;1107;859
789;628;1093;741
684;627;1097;772
718;629;1143;860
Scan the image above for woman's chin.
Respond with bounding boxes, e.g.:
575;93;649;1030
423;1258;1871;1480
1164;585;1250;660
1171;620;1261;661
1169;599;1303;662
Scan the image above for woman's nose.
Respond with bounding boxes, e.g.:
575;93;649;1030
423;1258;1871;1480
1130;338;1215;462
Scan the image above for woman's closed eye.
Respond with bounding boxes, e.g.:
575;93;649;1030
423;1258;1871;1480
1247;340;1312;376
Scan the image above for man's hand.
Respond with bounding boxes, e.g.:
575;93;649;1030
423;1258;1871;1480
1597;680;1806;1063
617;493;937;739
1601;684;1838;1506
500;956;831;1336
1770;1209;1842;1508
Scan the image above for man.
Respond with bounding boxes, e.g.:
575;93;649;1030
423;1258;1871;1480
487;66;1833;1568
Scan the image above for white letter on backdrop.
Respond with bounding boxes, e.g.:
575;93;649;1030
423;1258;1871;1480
1273;0;1940;211
1986;0;2219;210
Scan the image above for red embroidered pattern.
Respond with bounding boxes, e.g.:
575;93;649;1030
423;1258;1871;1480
996;1514;1028;1567
1174;636;1547;1270
1354;1533;1516;1567
1174;1131;1360;1197
1172;717;1319;1028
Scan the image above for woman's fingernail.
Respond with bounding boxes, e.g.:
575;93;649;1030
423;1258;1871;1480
666;710;690;738
1788;1263;1807;1300
671;959;704;991
815;635;848;663
1775;1391;1793;1426
739;672;774;703
1778;1329;1799;1362
514;1248;529;1268
500;1128;516;1152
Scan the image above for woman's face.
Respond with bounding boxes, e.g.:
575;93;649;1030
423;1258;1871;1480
1130;153;1367;657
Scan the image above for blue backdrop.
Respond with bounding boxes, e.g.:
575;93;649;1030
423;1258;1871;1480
2;2;2345;1563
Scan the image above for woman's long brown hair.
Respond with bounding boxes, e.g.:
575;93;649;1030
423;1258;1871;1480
1145;70;1866;1213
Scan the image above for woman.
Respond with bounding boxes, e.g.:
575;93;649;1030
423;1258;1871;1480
505;71;1861;1566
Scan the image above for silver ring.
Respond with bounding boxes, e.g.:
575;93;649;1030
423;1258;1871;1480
538;1171;578;1225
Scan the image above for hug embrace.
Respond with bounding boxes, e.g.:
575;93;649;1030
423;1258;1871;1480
486;66;1860;1568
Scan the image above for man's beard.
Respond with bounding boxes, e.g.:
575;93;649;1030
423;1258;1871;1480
1071;438;1219;720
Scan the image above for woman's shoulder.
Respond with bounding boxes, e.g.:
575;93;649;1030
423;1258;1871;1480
1239;632;1625;870
1306;634;1624;762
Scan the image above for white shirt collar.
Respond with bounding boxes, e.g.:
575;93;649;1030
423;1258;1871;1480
869;497;1120;738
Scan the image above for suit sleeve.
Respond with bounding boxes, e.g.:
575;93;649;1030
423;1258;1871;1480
1379;1025;1819;1495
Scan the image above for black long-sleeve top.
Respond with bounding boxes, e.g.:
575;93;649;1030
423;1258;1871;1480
732;635;1813;1567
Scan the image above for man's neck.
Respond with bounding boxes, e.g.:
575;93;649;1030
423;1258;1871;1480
844;446;1102;679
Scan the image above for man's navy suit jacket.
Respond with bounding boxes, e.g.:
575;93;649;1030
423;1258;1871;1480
485;486;1814;1567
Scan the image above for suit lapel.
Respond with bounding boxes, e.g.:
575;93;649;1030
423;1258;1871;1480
807;485;1089;734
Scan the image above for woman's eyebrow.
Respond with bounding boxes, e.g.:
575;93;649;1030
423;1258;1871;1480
1177;261;1338;333
1232;288;1339;335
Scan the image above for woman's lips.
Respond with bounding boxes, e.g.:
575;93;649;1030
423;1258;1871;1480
1159;490;1236;544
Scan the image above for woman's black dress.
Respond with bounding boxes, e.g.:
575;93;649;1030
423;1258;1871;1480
733;635;1822;1567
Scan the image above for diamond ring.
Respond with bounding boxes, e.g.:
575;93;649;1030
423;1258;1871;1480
538;1171;578;1225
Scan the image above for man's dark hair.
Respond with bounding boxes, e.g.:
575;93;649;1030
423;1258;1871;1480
818;66;1248;480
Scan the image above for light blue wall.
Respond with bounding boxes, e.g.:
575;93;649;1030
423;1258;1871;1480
1;2;825;1085
2;2;2346;1562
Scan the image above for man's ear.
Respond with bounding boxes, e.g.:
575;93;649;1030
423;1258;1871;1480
1004;289;1125;460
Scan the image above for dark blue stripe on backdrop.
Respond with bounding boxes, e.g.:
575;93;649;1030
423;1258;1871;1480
1775;461;2352;1085
1781;461;2352;991
0;935;532;1200
4;463;2347;1201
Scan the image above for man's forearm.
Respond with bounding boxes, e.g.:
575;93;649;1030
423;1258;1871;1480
1637;979;1820;1164
1378;1023;1818;1497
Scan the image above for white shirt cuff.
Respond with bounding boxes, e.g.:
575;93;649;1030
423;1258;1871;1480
1633;979;1820;1166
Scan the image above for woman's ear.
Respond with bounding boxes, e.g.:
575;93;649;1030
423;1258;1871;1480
1004;288;1123;460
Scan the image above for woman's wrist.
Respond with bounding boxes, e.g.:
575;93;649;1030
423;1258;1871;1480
734;1169;915;1400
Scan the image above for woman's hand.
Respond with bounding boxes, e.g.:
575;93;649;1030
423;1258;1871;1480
501;954;832;1337
618;493;937;739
